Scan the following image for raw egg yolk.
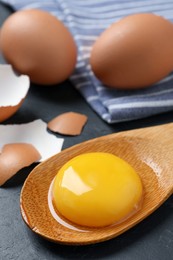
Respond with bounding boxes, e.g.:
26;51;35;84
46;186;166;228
52;152;143;228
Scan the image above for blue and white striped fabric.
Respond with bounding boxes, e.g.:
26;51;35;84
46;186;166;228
1;0;173;123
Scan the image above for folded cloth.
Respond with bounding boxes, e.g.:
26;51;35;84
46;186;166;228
1;0;173;123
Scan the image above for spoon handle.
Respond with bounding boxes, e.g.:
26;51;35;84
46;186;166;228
117;123;173;194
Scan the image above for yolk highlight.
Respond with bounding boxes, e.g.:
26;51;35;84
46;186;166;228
52;152;143;228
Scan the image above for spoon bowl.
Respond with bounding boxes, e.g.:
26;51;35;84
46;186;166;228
20;123;173;245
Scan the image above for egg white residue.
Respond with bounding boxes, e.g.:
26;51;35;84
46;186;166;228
141;156;171;190
48;178;89;233
141;157;162;177
0;119;64;161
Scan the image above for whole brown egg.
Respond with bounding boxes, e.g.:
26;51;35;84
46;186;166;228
90;13;173;89
0;9;77;85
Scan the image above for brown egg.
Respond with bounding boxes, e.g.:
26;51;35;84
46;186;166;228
0;9;77;85
90;13;173;89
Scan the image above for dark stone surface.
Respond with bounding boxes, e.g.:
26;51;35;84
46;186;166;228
0;3;173;260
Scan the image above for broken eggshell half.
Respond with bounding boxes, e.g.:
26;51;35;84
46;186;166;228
0;64;30;122
0;143;41;186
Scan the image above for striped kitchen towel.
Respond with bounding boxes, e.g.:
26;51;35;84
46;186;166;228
1;0;173;123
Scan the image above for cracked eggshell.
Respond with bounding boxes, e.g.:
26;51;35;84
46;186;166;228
0;143;41;186
0;119;64;162
0;64;30;122
47;112;88;136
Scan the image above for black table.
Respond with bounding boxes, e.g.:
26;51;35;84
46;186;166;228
0;3;173;260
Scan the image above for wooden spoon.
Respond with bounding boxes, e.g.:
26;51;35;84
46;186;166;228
20;123;173;245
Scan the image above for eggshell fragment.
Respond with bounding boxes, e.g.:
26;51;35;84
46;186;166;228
0;9;77;85
47;112;88;136
0;119;64;161
0;143;41;186
0;64;30;122
90;13;173;89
